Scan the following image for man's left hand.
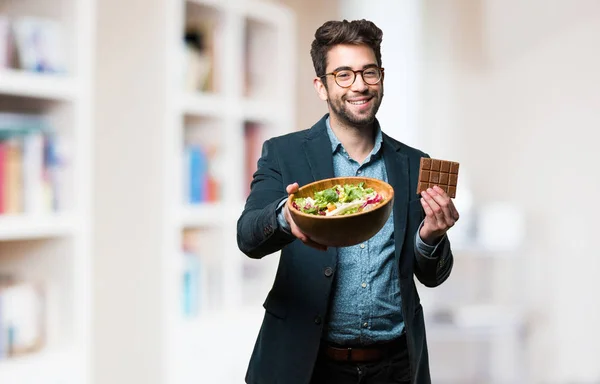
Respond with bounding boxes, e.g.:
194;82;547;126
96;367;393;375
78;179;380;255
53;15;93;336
419;185;460;245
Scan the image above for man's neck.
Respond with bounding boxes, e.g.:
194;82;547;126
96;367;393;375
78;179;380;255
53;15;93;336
329;114;376;164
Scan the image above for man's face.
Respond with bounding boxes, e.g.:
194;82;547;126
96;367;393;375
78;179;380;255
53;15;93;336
316;44;384;127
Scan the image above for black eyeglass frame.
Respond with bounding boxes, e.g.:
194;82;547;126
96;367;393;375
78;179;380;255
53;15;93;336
318;67;385;88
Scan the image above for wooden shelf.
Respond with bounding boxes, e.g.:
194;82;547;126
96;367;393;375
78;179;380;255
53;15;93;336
241;98;287;123
179;202;243;228
180;94;287;122
0;213;77;241
0;70;78;101
180;92;226;117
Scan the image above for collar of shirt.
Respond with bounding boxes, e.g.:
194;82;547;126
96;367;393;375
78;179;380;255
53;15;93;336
325;116;384;162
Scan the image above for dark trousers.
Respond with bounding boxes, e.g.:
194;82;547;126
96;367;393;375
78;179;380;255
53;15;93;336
310;337;411;384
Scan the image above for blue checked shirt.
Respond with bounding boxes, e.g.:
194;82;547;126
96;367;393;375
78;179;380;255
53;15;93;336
276;117;441;345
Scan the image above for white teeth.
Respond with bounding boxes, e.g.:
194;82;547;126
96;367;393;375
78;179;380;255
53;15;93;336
348;100;368;105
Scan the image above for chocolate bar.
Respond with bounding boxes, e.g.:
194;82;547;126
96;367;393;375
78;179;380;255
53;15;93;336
416;157;459;198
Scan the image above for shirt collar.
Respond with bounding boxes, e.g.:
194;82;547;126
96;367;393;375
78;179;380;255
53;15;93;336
325;116;384;157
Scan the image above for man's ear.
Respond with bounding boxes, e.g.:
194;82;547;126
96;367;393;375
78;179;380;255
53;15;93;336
313;77;328;101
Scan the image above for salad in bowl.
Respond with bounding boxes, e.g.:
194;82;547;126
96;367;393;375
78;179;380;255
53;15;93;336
286;177;394;247
291;182;385;216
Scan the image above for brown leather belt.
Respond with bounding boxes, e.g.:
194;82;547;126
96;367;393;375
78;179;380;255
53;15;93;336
321;334;406;363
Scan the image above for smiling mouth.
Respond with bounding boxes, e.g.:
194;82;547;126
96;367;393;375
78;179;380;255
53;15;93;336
347;98;371;106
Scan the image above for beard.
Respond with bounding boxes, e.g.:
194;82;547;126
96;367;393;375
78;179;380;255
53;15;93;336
327;90;383;127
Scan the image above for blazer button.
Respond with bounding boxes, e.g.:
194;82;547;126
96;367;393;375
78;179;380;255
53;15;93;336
324;267;333;277
314;315;322;325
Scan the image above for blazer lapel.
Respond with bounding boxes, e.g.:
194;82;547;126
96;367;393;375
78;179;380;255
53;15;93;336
302;115;335;182
383;134;410;275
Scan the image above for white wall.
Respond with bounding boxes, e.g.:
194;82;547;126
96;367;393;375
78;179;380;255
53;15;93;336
342;0;600;382
340;0;422;148
421;0;600;382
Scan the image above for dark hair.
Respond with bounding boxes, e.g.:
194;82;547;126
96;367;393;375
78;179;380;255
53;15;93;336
310;19;383;78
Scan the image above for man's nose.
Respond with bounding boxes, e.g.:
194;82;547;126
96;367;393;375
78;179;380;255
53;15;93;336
350;72;369;92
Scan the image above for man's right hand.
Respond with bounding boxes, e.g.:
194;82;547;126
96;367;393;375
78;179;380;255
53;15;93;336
283;182;328;251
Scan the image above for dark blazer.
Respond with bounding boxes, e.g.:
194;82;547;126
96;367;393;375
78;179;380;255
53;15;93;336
237;114;454;384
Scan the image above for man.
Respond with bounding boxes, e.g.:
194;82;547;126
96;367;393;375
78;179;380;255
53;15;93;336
237;19;459;384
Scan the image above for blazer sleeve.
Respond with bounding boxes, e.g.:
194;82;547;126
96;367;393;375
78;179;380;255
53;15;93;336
237;138;297;259
413;236;454;287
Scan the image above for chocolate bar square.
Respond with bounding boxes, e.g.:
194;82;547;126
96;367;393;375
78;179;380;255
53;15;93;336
416;157;459;198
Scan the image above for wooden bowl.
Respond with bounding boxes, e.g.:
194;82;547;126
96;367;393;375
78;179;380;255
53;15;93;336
286;177;394;247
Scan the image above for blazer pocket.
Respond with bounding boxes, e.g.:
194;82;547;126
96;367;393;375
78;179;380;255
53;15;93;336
262;292;287;319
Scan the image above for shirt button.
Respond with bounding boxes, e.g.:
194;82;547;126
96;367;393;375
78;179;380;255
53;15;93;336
363;322;368;328
360;244;365;249
314;315;322;325
357;170;362;174
361;282;367;288
324;267;333;277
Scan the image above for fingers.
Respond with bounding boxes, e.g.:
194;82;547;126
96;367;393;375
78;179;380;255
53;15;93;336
431;185;459;220
284;202;327;251
289;217;327;251
296;232;328;251
431;186;456;226
420;197;434;217
434;186;460;221
448;200;459;221
421;189;448;228
421;186;458;228
286;182;299;194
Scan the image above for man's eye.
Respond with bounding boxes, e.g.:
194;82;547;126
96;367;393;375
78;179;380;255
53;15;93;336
337;72;351;79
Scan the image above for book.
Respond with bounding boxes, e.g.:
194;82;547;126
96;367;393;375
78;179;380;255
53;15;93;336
0;280;46;359
0;113;62;214
11;16;67;73
185;145;208;204
0;15;13;69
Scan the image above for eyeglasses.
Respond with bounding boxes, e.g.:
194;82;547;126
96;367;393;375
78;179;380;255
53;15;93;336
319;67;384;88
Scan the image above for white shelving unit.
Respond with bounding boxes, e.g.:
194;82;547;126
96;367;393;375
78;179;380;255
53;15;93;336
92;1;293;382
162;1;296;383
0;0;94;383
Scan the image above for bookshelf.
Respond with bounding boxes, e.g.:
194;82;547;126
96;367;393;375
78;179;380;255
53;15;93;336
93;1;293;381
0;0;93;383
163;0;296;383
0;69;78;101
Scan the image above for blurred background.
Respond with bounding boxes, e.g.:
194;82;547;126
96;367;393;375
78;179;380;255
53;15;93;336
0;0;598;383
